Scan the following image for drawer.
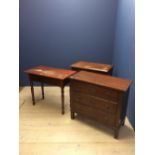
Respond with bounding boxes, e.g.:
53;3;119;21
71;103;115;126
70;80;119;102
70;92;117;114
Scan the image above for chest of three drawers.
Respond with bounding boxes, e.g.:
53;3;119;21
70;71;132;139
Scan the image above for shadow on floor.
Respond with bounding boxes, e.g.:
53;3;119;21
75;115;134;140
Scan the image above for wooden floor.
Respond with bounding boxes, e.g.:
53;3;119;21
19;87;135;155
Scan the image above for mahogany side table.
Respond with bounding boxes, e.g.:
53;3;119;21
71;61;113;75
25;66;76;114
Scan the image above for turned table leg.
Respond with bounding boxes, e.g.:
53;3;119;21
61;86;65;115
30;80;35;105
41;82;44;99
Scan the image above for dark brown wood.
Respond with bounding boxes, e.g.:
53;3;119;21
114;128;119;139
25;66;76;114
30;80;35;105
71;61;113;75
71;111;75;119
61;85;65;115
41;82;44;99
70;71;132;139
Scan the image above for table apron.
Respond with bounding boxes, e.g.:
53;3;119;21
71;67;113;75
28;74;65;87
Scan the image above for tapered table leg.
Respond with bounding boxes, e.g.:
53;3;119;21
61;86;65;114
41;82;44;99
30;80;35;105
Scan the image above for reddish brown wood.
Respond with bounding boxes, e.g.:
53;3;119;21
70;71;132;92
25;65;76;80
25;66;76;114
70;71;132;139
71;61;113;75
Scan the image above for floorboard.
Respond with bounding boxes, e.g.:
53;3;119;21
20;87;135;155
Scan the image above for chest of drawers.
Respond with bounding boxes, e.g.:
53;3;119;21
70;71;132;138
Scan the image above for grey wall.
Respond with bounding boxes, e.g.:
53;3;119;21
112;0;135;128
20;0;118;85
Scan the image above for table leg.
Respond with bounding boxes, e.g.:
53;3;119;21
114;128;119;139
71;111;75;119
41;82;44;99
61;86;65;115
30;80;35;105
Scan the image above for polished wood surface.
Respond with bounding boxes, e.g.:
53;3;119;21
25;65;76;80
25;66;76;114
70;71;132;138
70;71;132;92
71;61;113;74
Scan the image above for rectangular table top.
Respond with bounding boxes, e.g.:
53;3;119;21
70;61;113;73
70;71;132;92
25;66;76;80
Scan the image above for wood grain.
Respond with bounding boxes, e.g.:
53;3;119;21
25;66;76;80
70;73;132;138
70;71;132;92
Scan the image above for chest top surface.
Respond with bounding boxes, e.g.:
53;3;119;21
70;71;132;92
25;66;76;80
71;61;113;73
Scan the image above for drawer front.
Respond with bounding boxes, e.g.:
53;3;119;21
70;80;119;102
71;103;115;126
70;92;117;114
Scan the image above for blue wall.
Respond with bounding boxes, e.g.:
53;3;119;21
112;0;135;128
20;0;118;85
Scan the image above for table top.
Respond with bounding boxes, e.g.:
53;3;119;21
70;61;113;73
25;66;76;80
70;71;132;92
